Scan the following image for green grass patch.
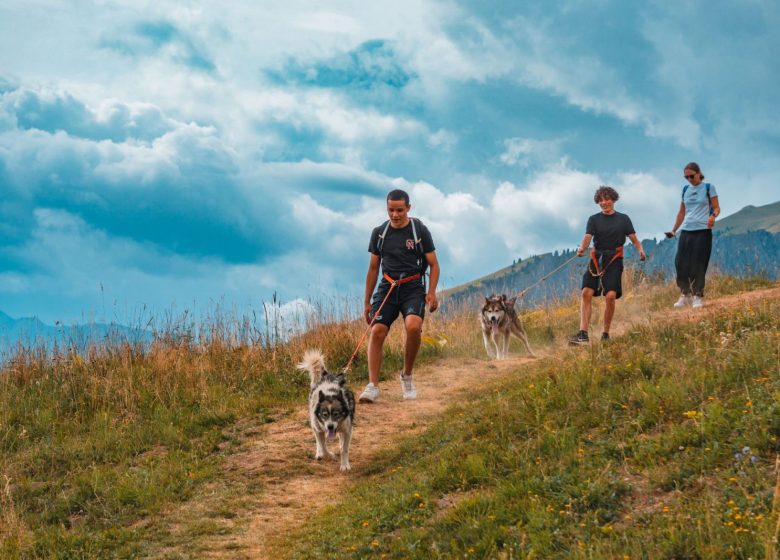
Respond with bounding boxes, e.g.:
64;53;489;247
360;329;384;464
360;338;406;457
281;293;780;559
1;275;776;558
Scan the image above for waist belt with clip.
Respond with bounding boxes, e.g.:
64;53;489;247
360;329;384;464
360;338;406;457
589;246;624;277
382;272;422;285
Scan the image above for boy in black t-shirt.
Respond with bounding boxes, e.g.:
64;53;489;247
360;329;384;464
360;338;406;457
569;186;646;345
358;189;440;403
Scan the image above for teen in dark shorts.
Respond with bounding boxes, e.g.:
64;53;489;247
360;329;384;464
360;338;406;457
358;189;440;403
569;186;646;345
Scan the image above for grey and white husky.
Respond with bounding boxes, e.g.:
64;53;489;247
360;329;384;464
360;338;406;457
297;349;356;472
480;294;535;359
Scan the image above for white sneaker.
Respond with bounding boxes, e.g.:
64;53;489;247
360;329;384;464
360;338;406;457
399;373;417;400
358;383;380;403
673;295;691;308
692;296;703;309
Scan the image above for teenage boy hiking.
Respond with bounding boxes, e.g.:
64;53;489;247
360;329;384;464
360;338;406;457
358;189;440;403
569;186;646;345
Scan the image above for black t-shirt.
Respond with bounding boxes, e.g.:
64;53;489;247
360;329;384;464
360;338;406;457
585;211;635;251
368;219;435;277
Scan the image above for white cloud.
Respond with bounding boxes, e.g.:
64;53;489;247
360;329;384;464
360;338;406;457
500;136;566;168
1;1;777;325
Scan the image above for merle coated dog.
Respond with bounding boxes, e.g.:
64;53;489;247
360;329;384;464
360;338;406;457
297;350;356;471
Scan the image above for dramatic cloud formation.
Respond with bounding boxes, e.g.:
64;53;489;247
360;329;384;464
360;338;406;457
0;0;777;324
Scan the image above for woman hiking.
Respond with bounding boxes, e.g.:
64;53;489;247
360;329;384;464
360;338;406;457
665;162;721;309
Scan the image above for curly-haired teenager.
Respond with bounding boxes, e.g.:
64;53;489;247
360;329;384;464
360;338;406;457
569;186;646;345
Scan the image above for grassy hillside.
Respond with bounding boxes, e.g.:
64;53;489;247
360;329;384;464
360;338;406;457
1;276;778;558
283;283;780;559
716;201;780;235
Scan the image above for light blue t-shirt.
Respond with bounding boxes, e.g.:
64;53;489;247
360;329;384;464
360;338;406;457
681;182;718;231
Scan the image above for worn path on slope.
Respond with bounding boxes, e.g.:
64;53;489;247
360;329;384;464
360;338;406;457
158;285;780;559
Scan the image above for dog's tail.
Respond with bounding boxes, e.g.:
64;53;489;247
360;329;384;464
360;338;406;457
297;349;327;388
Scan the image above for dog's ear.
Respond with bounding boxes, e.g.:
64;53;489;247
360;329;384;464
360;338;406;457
485;296;491;304
318;390;326;402
500;294;507;301
335;374;346;386
506;297;517;308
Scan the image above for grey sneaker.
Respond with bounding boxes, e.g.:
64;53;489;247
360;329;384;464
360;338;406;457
400;373;417;400
674;295;691;308
358;383;380;403
691;295;703;309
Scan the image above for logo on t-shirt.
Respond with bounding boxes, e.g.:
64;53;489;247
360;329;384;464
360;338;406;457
406;239;415;250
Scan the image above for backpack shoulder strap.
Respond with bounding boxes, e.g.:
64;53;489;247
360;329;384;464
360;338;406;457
682;184;689;199
410;218;425;257
376;220;391;254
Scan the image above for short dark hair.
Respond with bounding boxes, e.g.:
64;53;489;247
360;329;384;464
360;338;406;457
387;189;410;205
684;161;704;180
594;185;619;203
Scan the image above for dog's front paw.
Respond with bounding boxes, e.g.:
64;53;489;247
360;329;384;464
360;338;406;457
340;461;351;472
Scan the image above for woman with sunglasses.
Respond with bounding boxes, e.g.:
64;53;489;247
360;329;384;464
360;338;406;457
665;162;721;308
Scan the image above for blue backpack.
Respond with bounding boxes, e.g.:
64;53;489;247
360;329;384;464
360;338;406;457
682;182;713;216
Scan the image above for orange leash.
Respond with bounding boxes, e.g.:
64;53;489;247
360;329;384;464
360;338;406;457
342;273;422;373
588;246;624;277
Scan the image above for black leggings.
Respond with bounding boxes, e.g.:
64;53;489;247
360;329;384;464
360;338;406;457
675;229;712;296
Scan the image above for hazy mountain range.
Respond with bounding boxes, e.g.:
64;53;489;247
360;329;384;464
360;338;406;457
0;311;151;359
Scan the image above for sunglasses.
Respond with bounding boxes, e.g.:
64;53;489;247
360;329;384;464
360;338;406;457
684;174;696;180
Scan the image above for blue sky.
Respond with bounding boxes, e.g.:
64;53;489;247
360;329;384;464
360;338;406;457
1;0;778;325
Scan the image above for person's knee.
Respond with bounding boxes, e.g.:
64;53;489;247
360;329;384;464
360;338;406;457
405;316;423;336
605;291;617;302
370;325;389;343
581;288;593;301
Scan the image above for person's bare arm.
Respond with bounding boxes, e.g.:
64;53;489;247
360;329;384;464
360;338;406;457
628;233;646;261
666;202;686;237
364;253;380;324
424;251;440;312
576;234;593;256
707;196;720;229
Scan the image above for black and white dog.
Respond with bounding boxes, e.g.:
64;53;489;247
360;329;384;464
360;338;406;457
480;294;535;359
297;350;355;472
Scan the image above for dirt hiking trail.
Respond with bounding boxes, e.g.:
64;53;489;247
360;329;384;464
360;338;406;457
160;285;780;559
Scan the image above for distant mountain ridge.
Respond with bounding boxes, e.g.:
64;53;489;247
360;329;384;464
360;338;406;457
0;312;152;358
443;200;780;309
715;200;780;234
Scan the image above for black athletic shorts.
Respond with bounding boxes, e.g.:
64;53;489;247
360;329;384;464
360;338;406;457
581;256;624;298
370;278;426;328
